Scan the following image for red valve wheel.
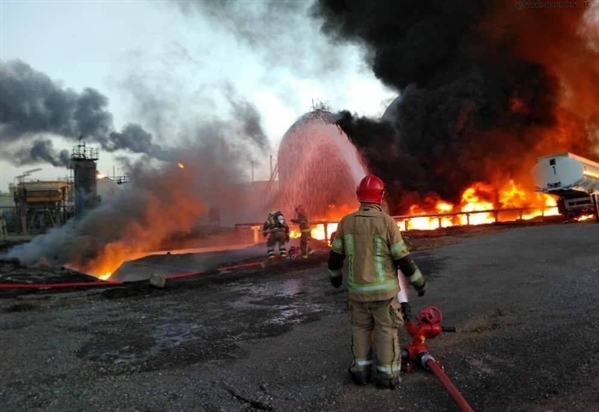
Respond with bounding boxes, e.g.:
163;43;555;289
417;306;443;325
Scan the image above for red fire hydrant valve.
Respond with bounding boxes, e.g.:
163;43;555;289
401;305;475;412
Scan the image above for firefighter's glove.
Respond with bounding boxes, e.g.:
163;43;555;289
285;235;290;243
330;276;342;289
400;302;412;321
415;280;426;297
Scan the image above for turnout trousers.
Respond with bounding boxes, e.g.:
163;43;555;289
348;296;404;379
299;231;313;258
266;230;287;260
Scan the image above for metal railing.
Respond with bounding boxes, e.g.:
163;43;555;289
391;206;558;231
234;206;560;241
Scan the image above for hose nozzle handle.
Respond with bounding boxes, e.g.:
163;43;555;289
441;326;456;333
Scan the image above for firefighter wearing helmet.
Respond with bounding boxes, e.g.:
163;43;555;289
291;205;313;259
263;210;290;260
327;174;427;389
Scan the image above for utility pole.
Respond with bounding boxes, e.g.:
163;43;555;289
251;160;255;183
270;155;273;178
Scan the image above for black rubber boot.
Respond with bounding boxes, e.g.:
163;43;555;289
375;374;401;390
349;367;372;385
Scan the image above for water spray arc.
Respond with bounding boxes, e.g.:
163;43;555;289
271;109;368;218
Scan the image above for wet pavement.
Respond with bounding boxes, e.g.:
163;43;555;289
0;222;598;411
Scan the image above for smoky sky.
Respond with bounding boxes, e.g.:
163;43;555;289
171;0;349;79
0;59;272;167
224;82;270;150
13;139;71;168
0;59;165;164
311;0;599;212
2;108;273;273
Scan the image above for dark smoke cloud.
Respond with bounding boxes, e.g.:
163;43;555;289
312;0;599;212
15;139;71;167
224;83;270;150
0;138;70;168
109;124;169;161
0;59;169;164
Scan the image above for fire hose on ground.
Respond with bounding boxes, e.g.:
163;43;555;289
401;306;474;412
397;271;474;412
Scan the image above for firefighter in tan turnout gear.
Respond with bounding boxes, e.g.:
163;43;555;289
327;174;427;389
263;210;290;260
291;205;314;259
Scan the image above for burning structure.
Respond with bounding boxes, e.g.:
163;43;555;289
309;0;599;225
3;1;598;279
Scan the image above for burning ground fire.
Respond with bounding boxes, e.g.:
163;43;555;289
99;272;112;281
289;180;592;241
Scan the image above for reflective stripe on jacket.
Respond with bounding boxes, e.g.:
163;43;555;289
330;203;410;302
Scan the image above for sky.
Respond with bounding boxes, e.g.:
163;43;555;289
0;0;398;191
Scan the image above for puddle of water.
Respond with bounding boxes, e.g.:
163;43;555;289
152;321;203;350
82;320;205;365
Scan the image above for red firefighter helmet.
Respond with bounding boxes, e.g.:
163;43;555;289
356;174;385;204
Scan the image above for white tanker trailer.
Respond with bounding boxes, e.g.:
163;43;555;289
531;152;599;222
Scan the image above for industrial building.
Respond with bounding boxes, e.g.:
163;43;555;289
2;141;129;236
70;142;100;217
9;179;72;235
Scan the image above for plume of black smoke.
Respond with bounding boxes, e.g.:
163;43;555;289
224;83;270;151
311;0;599;212
0;59;167;164
11;139;71;167
109;124;168;161
2;118;269;275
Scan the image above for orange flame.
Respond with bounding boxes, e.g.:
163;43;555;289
99;272;111;281
289;180;561;241
399;180;559;231
68;161;209;279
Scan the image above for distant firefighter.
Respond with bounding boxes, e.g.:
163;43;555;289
0;212;7;241
263;210;290;261
291;205;314;259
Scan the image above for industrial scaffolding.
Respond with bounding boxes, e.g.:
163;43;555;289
10;178;73;235
69;141;99;218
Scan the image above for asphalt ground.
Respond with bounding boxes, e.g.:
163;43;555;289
0;222;598;411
